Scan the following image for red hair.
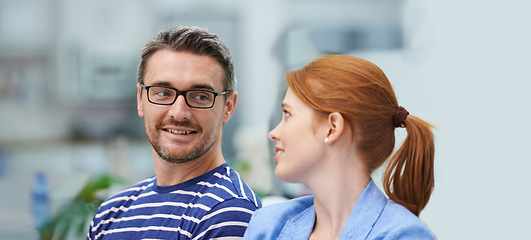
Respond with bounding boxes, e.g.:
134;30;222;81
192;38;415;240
286;55;435;216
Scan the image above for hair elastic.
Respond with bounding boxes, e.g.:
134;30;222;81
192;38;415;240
393;106;409;128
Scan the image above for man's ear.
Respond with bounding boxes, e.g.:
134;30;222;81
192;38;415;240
222;91;238;124
136;83;144;118
324;112;345;144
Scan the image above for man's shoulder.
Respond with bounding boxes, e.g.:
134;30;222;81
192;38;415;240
177;164;261;239
107;176;155;199
199;163;261;208
95;176;155;212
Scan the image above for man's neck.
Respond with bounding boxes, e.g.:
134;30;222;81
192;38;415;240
153;147;226;186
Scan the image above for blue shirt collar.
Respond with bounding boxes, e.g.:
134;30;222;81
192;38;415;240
340;180;388;239
277;180;388;240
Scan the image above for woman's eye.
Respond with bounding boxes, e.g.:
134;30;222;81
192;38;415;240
283;110;291;119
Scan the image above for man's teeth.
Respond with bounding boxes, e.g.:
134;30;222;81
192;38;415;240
168;129;194;134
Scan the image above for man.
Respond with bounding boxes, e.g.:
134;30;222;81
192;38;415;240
87;26;261;240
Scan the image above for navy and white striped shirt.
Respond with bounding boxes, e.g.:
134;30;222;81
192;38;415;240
87;163;261;240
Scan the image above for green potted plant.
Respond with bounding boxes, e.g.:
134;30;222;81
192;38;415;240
39;173;127;240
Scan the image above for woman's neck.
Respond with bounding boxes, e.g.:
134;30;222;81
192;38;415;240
306;155;370;239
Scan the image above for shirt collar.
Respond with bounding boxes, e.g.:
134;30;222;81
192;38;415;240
275;180;388;240
340;179;388;240
278;197;316;240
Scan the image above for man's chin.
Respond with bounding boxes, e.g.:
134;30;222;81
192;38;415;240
156;148;193;164
162;156;194;164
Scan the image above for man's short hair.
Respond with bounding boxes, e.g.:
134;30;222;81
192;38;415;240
137;26;236;91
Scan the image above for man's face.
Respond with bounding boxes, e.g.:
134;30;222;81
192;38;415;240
137;50;237;164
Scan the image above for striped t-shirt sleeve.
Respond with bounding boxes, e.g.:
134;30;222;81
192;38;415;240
190;198;258;240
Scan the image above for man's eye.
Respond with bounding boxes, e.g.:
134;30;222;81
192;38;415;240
191;92;212;101
156;91;172;97
195;94;209;101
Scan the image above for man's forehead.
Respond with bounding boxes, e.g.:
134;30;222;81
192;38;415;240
144;50;224;90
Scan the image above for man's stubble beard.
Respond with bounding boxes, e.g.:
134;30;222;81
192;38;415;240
147;120;219;164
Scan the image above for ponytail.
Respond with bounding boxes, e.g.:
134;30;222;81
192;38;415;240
383;115;435;216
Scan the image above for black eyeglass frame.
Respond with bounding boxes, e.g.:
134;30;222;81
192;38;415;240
140;84;231;109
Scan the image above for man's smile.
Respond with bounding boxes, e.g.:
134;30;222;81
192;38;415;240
163;129;197;135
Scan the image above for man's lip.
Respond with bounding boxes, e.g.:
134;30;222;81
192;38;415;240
161;126;198;134
163;129;197;134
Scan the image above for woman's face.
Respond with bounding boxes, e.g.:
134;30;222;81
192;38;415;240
269;88;327;183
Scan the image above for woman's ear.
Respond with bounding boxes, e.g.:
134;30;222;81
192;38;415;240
324;112;345;144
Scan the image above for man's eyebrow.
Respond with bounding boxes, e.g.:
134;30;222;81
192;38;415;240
148;82;216;91
150;81;172;87
190;84;216;91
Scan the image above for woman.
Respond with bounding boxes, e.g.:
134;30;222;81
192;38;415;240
243;55;435;239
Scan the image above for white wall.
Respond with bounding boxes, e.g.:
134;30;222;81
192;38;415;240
399;1;531;238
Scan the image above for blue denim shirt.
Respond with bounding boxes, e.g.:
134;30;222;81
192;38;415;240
243;180;435;240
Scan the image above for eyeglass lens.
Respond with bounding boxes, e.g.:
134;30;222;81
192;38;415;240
148;86;215;108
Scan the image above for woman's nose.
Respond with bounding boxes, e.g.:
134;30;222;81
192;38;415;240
269;124;280;142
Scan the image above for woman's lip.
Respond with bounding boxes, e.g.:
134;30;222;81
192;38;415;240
273;147;283;164
273;154;279;164
274;146;283;153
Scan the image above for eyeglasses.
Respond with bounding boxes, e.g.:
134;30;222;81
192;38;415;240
141;84;230;109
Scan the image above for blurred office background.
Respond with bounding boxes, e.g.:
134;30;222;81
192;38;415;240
0;0;530;239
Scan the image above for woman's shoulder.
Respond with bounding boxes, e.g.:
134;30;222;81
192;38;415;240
255;195;314;219
371;200;436;239
380;200;428;225
243;195;315;240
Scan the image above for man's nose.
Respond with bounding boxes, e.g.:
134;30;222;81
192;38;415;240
168;95;192;120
